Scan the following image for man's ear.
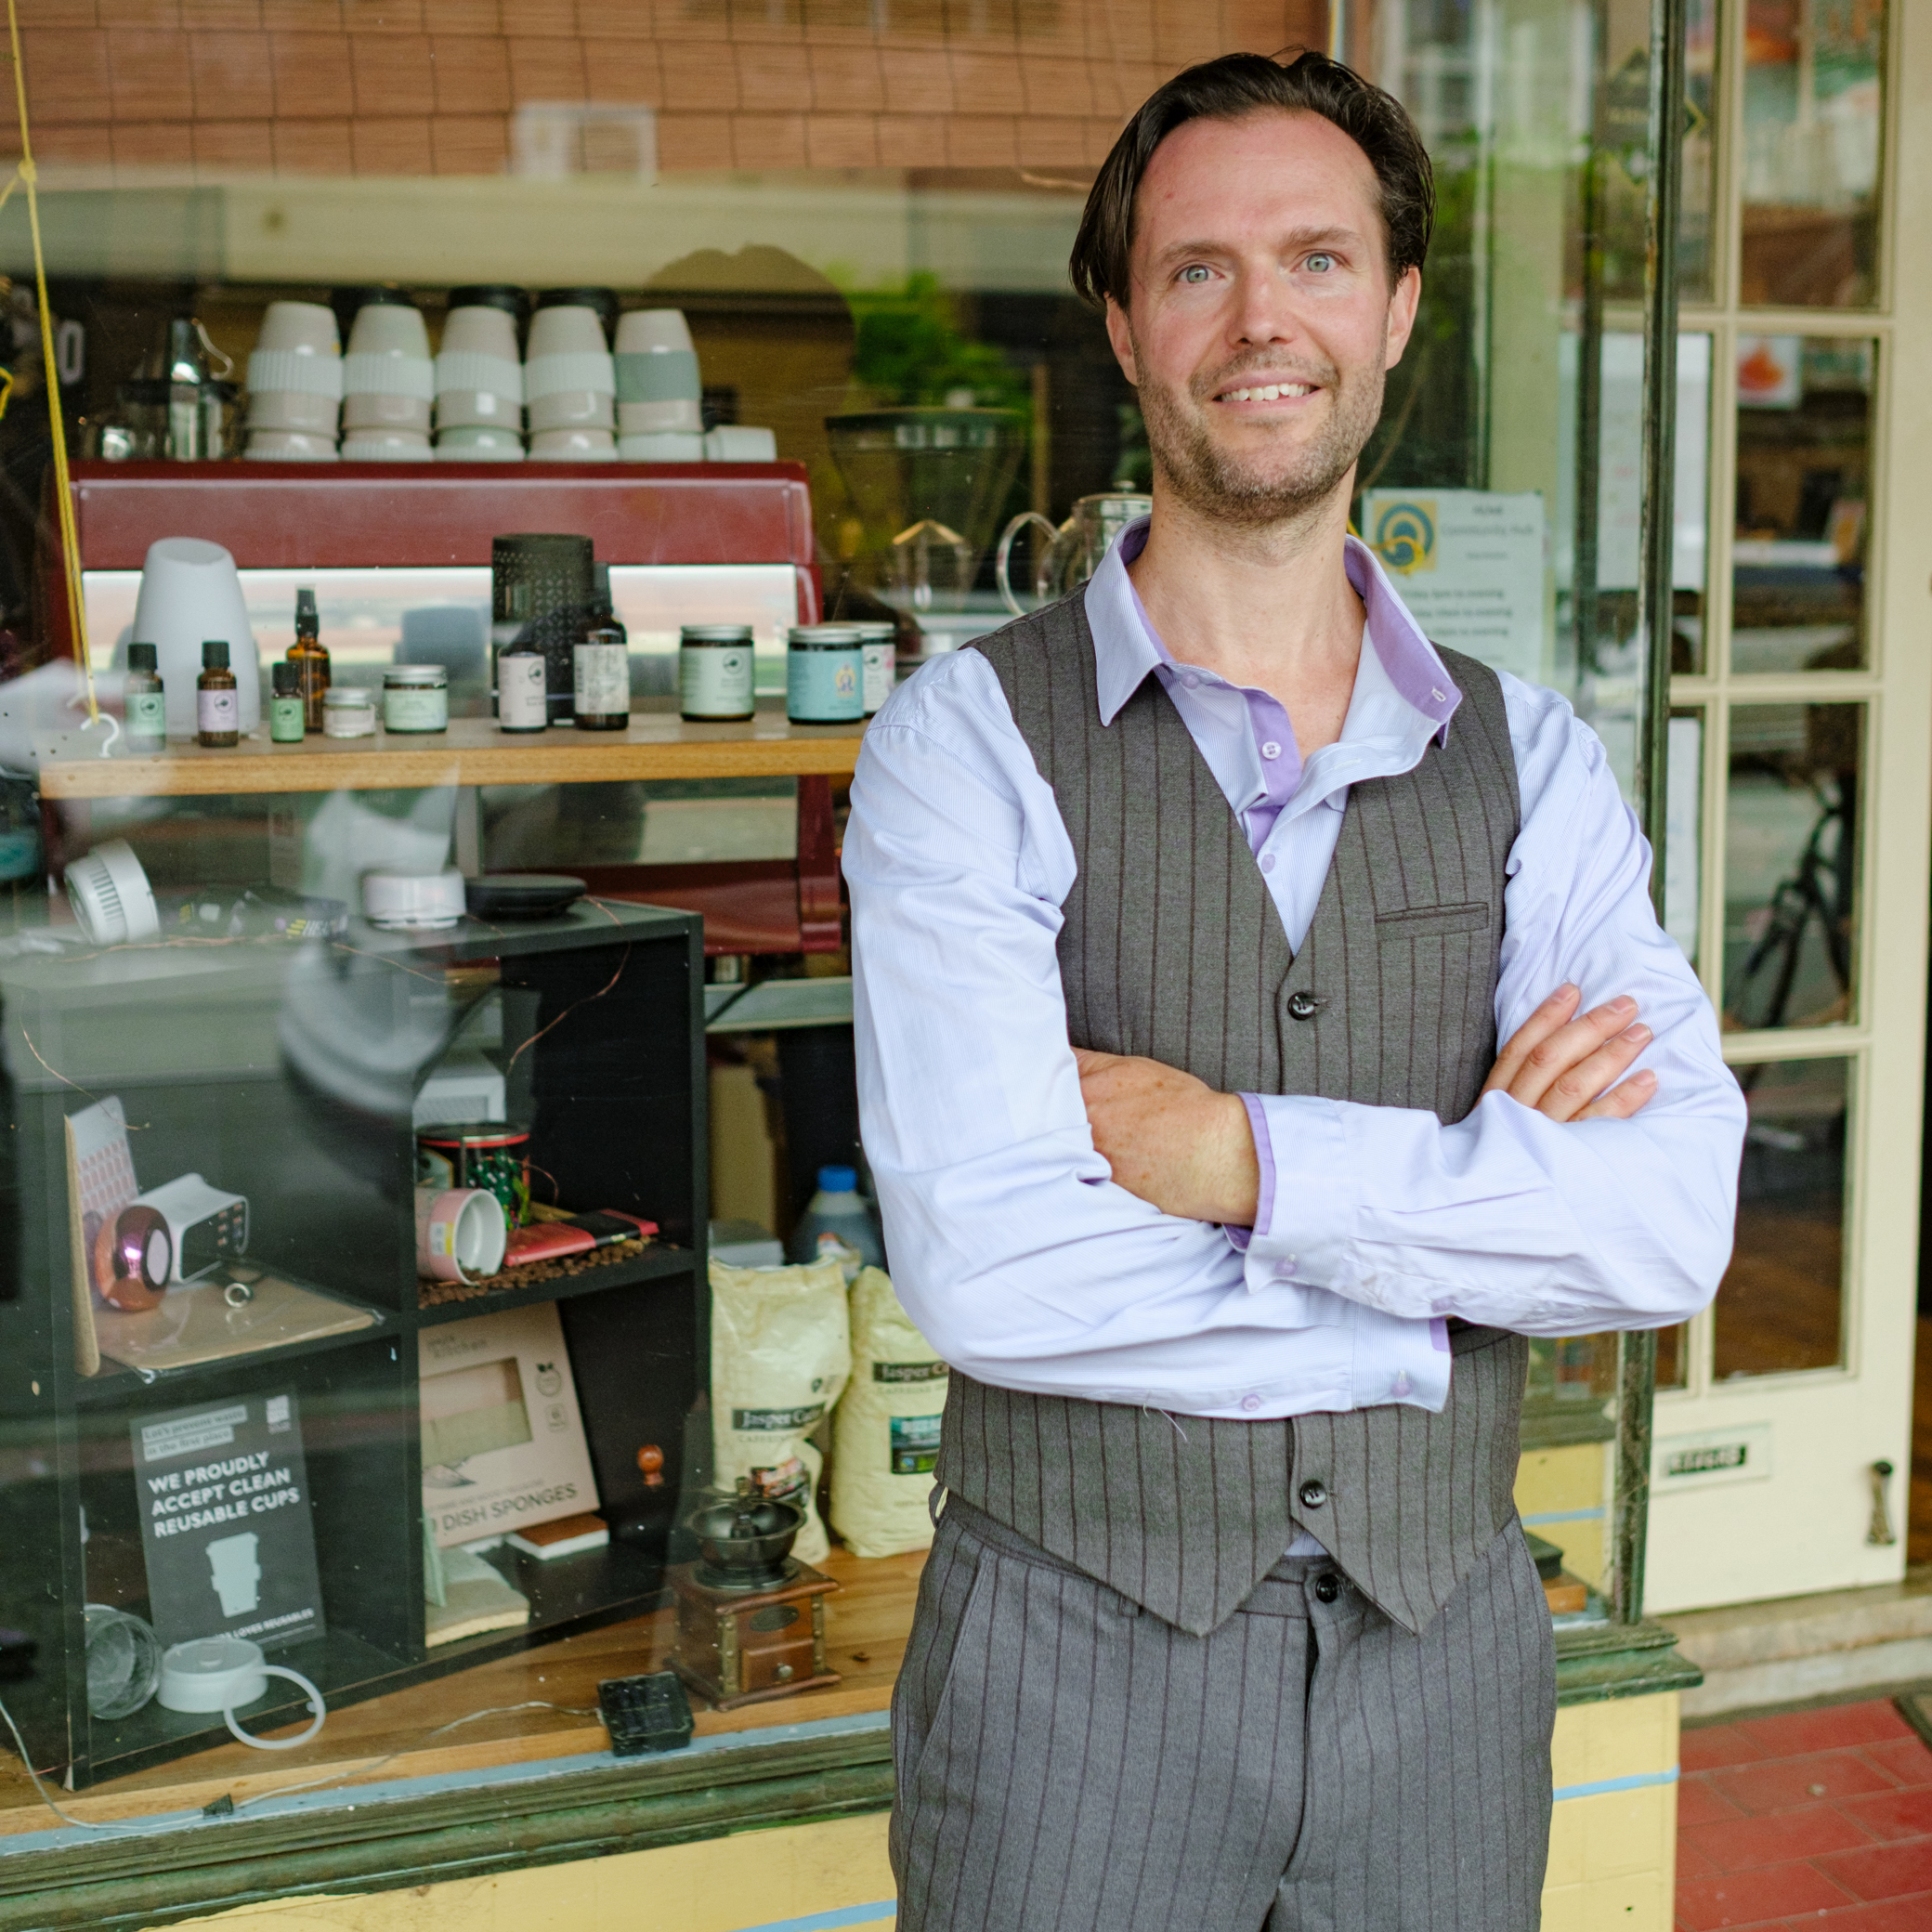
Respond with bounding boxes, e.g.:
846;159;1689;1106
1104;294;1140;387
1384;266;1421;371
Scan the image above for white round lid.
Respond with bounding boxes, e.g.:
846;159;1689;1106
157;1634;268;1713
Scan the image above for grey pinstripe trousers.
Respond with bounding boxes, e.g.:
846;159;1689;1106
890;1497;1556;1932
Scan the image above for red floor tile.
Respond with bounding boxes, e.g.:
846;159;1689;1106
1683;1806;1874;1873
1771;1895;1932;1928
1814;1838;1932;1902
1676;1861;1854;1929
1677;1838;1728;1881
1835;1785;1932;1842
1679;1776;1753;1828
1685;1723;1778;1773
1713;1749;1900;1816
1736;1703;1914;1758
1860;1735;1932;1788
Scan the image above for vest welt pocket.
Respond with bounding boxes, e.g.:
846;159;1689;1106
1375;901;1489;940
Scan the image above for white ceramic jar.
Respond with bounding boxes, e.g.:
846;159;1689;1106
436;291;524;435
524;303;614;435
343;296;434;436
246;301;343;440
614;308;702;435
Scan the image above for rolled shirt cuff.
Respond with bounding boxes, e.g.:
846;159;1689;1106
1233;1092;1360;1297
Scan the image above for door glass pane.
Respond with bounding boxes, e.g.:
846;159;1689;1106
1741;0;1886;307
1560;333;1712;685
1713;1056;1849;1377
1732;337;1873;672
1655;1323;1689;1390
1665;711;1704;968
1724;702;1860;1031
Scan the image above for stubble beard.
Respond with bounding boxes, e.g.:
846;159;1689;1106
1133;338;1388;531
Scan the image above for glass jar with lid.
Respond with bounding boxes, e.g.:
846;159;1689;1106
383;664;449;734
321;686;378;738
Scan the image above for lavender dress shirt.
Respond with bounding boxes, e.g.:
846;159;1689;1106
843;520;1743;1425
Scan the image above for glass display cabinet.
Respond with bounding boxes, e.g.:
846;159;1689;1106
0;898;705;1785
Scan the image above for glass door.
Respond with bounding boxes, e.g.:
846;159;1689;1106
1639;0;1932;1613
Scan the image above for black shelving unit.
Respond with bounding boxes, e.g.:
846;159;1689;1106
0;898;707;1788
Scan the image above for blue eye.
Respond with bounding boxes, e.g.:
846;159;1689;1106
1181;266;1211;284
1306;253;1336;273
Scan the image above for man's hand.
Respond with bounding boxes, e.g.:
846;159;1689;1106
1074;1048;1261;1226
1077;985;1657;1226
1480;984;1656;1122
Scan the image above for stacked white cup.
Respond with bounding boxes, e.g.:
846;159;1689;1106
526;292;616;460
342;292;434;461
436;285;525;462
244;302;343;461
615;308;703;462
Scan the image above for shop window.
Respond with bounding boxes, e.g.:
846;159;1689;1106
1723;701;1861;1033
1740;0;1886;307
1713;1054;1850;1377
1732;336;1873;673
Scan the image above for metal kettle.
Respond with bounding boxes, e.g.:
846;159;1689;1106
995;492;1152;616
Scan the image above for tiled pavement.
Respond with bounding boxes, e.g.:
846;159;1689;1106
1677;1697;1932;1929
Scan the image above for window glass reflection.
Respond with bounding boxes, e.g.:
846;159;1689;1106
1741;0;1885;307
1713;1056;1848;1378
1724;703;1860;1032
1732;337;1873;672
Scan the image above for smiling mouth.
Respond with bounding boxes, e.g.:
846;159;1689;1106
1214;382;1317;404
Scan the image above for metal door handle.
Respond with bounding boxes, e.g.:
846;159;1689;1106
1867;1459;1898;1547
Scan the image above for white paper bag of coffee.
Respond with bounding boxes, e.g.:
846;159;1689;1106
710;1257;850;1564
831;1266;948;1559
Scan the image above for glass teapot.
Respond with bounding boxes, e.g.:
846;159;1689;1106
995;492;1152;616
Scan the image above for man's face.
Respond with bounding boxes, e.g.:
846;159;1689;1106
1106;110;1421;529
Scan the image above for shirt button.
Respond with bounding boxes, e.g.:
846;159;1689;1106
1312;1573;1341;1604
1299;1479;1328;1509
1260;854;1275;874
1276;1257;1298;1277
1182;673;1200;689
1260;740;1282;760
1240;1393;1261;1413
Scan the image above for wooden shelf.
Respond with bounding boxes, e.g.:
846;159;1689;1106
0;1543;926;1836
36;708;866;801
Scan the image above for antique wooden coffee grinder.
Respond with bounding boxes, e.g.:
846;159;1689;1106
669;1481;841;1710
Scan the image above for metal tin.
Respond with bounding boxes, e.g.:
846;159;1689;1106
680;624;755;720
383;663;449;734
786;624;864;724
321;687;378;738
850;620;897;715
414;1121;531;1224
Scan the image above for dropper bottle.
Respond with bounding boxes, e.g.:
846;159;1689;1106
288;587;331;732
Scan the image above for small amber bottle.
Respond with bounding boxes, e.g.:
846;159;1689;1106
197;639;239;747
288;586;331;732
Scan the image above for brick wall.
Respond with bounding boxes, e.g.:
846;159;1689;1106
10;0;1328;179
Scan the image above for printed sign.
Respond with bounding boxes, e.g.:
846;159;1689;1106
1652;1422;1775;1495
1363;489;1548;685
133;1389;324;1651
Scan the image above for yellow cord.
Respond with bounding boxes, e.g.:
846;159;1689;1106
5;0;93;720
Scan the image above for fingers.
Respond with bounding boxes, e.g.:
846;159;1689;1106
1482;984;1582;1095
1530;1020;1651;1123
1576;1068;1658;1122
1503;995;1642;1115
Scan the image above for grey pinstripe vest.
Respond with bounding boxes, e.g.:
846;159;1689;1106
942;594;1530;1638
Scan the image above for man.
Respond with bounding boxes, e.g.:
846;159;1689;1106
844;49;1743;1932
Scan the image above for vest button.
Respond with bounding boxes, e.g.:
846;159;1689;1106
1299;1479;1327;1508
1312;1573;1341;1604
1287;990;1322;1021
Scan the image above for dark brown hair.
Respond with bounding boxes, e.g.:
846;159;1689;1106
1069;50;1435;311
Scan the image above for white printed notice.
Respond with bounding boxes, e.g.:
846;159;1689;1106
1361;490;1548;685
133;1389;324;1651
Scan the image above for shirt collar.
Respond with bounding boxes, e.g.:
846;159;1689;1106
1082;515;1462;741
